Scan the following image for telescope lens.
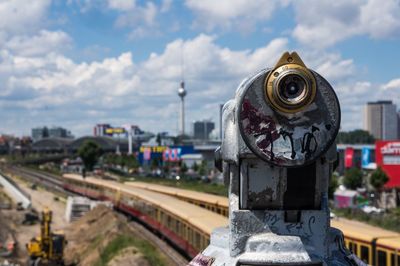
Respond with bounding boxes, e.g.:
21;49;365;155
278;74;307;103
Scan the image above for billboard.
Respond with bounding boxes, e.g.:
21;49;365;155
138;146;168;164
375;141;400;188
105;127;126;134
138;145;195;164
361;147;372;168
344;147;354;168
162;146;195;162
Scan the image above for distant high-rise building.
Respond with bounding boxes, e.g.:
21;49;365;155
94;124;111;137
398;112;400;139
364;101;398;140
32;127;49;141
193;120;215;140
49;127;68;138
32;126;72;141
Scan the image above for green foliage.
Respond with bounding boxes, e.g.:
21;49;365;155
370;167;389;190
198;160;208;176
180;162;188;174
328;175;339;199
96;235;167;266
336;129;375;144
103;154;139;170
192;162;199;171
343;167;363;190
77;141;103;171
151;158;160;169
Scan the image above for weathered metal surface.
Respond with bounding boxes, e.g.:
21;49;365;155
190;52;364;266
238;70;340;167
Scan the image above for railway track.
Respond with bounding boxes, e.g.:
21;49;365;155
127;221;189;266
5;166;74;197
3;167;191;264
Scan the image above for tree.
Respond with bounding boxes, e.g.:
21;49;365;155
370;167;389;190
77;141;103;171
343;167;363;190
192;162;199;172
180;162;188;175
336;129;375;144
198;160;208;176
328;175;339;199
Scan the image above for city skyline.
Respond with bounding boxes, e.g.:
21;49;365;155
0;1;400;137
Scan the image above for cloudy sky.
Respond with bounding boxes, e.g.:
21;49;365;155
1;0;400;137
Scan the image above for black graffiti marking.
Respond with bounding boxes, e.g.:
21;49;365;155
279;129;296;159
307;216;316;236
285;216;316;238
301;126;320;158
255;131;275;160
264;212;279;226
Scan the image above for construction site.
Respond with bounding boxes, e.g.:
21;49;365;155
0;166;184;266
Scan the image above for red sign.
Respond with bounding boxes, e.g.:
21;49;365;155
376;141;400;188
345;147;354;168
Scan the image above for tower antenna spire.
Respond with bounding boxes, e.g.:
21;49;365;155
178;43;187;136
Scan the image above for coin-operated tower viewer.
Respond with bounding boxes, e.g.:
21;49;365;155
192;52;365;266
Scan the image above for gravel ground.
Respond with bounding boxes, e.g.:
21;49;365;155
0;177;67;265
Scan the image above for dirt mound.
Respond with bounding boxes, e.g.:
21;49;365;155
64;205;152;266
107;246;150;266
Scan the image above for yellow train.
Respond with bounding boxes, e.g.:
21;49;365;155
62;174;227;258
125;181;229;216
125;181;400;266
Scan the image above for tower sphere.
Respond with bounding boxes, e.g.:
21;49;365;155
178;87;187;98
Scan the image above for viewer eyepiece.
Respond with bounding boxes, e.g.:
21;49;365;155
265;52;316;113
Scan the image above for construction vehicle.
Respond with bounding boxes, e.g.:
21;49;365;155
26;208;67;266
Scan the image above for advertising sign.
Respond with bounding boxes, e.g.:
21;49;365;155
143;147;151;161
105;127;126;134
375;141;400;188
138;146;167;164
344;147;354;168
361;147;371;168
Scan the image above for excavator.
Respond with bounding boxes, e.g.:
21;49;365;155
26;208;67;266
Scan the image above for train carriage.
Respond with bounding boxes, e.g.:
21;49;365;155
376;237;400;266
62;174;227;258
125;181;229;216
126;181;400;265
331;218;400;265
64;175;400;265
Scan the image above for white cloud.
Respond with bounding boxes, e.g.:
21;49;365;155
161;0;172;13
4;30;72;57
115;2;157;28
110;1;160;40
185;0;279;32
107;0;136;11
0;0;51;34
291;0;400;48
0;35;291;136
382;78;400;90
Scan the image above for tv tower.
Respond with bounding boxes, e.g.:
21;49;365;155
178;81;186;136
178;47;187;136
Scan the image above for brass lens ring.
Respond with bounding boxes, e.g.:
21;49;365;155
265;62;316;113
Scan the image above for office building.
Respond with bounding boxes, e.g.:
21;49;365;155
32;126;72;141
49;127;69;138
93;124;111;137
32;127;49;141
364;101;398;140
193;120;215;140
398;112;400;139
